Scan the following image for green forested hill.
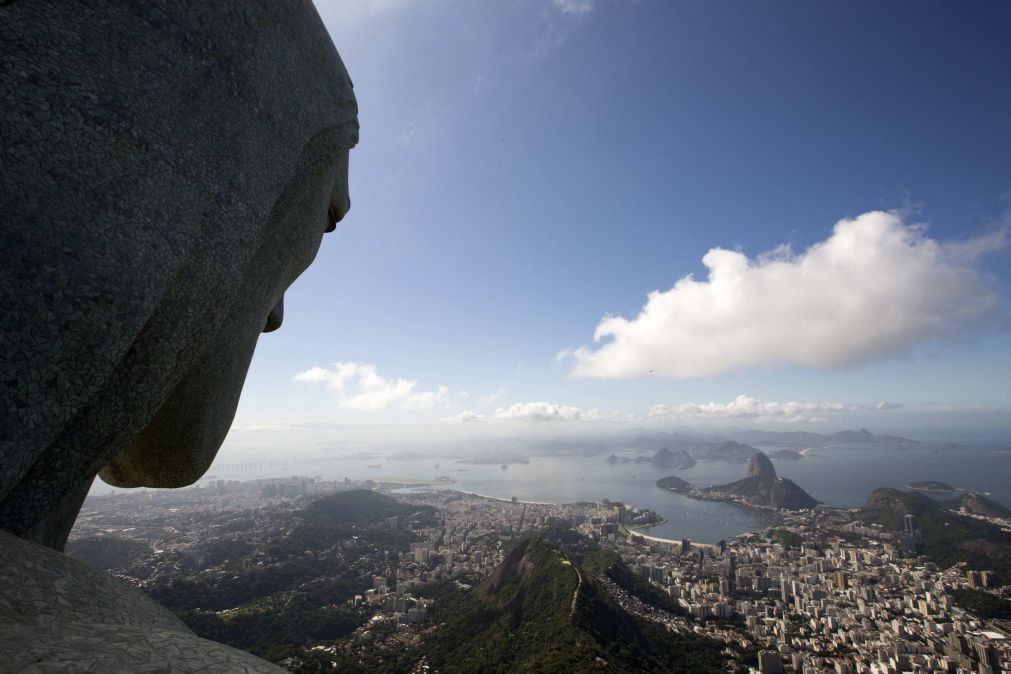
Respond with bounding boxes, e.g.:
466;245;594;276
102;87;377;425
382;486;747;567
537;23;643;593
862;488;1011;583
303;489;439;528
148;490;436;660
66;535;153;573
412;538;724;673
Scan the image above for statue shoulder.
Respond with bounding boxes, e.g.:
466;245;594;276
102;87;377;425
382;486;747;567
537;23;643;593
0;531;285;672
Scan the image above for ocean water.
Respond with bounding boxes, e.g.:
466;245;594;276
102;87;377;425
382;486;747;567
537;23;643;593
91;441;1011;544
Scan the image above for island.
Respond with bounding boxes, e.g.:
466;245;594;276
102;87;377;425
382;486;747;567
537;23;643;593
655;476;693;493
457;456;530;465
699;453;819;510
606;448;696;469
908;480;959;493
693;441;760;464
651;448;697;469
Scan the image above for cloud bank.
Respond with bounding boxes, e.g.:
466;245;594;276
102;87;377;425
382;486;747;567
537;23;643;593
439;411;486;423
494;401;583;422
563;211;1005;378
447;394;891;425
441;402;630;423
648;394;865;424
294;362;448;411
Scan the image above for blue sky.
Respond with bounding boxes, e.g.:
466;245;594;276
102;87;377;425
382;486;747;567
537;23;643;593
229;0;1011;444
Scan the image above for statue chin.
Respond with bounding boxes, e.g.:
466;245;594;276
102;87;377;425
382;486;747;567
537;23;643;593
99;297;266;488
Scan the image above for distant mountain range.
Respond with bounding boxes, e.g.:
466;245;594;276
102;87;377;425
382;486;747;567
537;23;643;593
617;437;762;465
618;429;915;462
452;428;918;463
606;448;696;468
722;428;917;449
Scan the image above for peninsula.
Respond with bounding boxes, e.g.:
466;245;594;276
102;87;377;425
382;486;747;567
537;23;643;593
700;453;819;510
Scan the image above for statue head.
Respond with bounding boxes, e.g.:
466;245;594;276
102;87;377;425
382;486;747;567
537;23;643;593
0;1;358;549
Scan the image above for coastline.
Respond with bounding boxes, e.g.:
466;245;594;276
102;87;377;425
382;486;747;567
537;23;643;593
657;483;789;520
448;489;559;507
624;515;668;532
624;525;722;553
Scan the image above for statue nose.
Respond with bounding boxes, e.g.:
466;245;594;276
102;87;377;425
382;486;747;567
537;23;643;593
264;295;284;332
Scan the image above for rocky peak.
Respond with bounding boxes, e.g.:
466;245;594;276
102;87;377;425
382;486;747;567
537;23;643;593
747;452;777;480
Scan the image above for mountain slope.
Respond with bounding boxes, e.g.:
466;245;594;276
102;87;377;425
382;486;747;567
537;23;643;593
66;535;153;573
861;488;1011;582
303;489;439;528
944;492;1011;518
729;428;917;448
705;453;818;509
651;448;696;468
418;538;724;673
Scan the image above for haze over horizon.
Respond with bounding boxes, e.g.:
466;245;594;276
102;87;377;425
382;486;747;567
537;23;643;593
221;0;1010;459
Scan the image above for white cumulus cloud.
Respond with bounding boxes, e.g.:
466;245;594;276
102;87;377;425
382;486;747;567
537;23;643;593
494;401;583;422
648;394;858;424
439;411;485;423
552;0;594;16
564;211;1006;378
874;400;903;411
293;362;448;411
487;402;632;423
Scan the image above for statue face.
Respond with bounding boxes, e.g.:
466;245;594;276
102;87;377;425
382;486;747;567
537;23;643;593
98;142;355;489
0;0;361;547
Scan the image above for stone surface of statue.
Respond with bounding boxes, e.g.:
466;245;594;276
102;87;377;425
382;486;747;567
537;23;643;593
1;0;358;550
0;1;357;670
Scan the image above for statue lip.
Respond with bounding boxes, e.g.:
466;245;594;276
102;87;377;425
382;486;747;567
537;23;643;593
264;296;284;333
327;183;351;232
326;206;340;233
326;195;349;232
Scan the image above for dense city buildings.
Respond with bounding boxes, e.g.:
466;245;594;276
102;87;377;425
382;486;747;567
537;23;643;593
71;477;1011;673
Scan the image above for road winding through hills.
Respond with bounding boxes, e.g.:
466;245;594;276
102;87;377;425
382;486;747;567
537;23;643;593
560;552;582;617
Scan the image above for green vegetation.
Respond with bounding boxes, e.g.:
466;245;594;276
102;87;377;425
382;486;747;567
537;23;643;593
908;481;956;492
149;546;370;611
180;600;363;661
862;488;1011;584
655;475;692;493
769;528;804;550
705;454;818;509
580;548;686;617
147;490;427;655
949;589;1011;620
943;492;1011;518
412;538;723;673
303;489;439;528
533;519;687;617
65;535;152;573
